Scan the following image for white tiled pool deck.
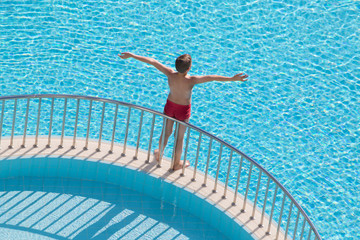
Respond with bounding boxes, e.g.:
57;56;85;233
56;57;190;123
0;136;285;240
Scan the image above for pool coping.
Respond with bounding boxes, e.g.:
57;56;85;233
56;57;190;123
0;136;286;240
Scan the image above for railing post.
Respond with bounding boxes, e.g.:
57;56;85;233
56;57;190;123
251;170;262;217
233;156;244;206
170;122;180;170
122;107;131;156
191;132;202;181
213;144;223;193
109;104;119;154
285;202;293;239
146;114;156;163
260;177;271;227
84;100;93;150
46;98;55;148
0;100;4;148
223;150;233;198
293;211;301;240
242;163;253;211
22;98;30;148
276;192;286;239
158;117;167;167
97;102;106;152
300;218;306;240
307;227;312;240
267;185;279;234
59;98;67;148
134;110;144;159
33;98;42;148
9;99;17;149
202;138;213;186
71;99;80;149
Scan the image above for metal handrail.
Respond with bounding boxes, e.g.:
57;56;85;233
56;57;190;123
0;94;321;240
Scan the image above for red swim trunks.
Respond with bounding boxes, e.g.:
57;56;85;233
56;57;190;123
164;99;191;121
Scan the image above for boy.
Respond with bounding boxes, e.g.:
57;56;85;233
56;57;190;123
118;52;248;171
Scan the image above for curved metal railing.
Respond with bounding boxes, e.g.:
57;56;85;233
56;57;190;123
0;94;321;240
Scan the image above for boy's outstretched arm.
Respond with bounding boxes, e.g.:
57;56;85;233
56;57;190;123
119;52;174;77
191;73;248;85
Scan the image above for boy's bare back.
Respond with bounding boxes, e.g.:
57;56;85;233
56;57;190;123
167;72;194;105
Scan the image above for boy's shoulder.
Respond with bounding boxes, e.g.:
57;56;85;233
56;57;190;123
167;72;194;84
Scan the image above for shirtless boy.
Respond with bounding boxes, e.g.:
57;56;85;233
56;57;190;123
118;52;248;170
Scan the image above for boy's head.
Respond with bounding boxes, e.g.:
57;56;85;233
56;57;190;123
175;54;192;73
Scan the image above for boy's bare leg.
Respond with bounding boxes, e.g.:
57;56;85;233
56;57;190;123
173;119;190;171
154;119;174;162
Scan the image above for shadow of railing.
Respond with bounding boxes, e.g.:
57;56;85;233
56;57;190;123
0;176;224;240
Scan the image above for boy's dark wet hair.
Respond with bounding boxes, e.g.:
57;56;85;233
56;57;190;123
175;54;192;73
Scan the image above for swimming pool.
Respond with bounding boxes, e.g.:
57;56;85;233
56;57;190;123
0;95;306;239
0;0;359;239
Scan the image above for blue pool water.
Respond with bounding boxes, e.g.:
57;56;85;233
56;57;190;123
0;0;359;239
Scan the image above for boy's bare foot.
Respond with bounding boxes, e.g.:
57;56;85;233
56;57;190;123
154;149;160;162
172;160;190;171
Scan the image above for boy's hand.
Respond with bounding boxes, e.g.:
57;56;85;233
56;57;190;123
232;73;249;82
118;52;134;59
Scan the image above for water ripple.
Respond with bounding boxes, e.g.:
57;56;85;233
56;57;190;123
0;0;359;239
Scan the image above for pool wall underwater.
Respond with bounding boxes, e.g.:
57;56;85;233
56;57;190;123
0;154;252;240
